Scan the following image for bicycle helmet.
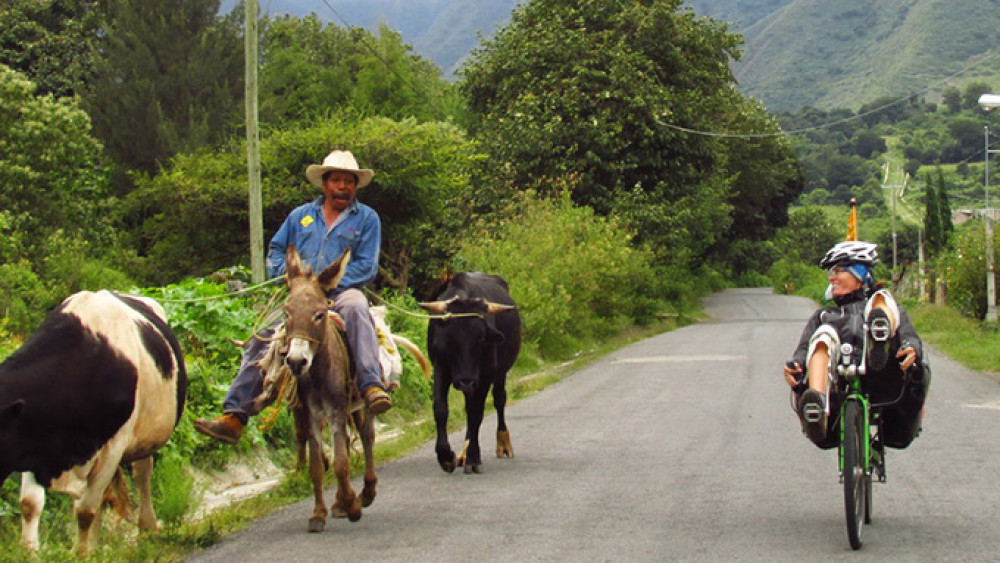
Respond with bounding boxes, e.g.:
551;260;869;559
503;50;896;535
819;241;879;268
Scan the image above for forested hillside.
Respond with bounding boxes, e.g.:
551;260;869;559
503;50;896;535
734;0;1000;111
222;0;1000;112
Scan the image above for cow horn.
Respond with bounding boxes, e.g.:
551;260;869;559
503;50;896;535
418;296;459;314
485;301;515;314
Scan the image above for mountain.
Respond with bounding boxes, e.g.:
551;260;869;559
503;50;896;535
728;0;1000;112
228;0;521;77
228;0;1000;112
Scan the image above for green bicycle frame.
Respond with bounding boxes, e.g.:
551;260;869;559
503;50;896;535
838;381;871;478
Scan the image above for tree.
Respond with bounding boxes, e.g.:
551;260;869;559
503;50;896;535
458;0;760;267
852;130;887;159
0;0;98;98
717;95;804;247
81;0;244;188
0;65;110;255
0;65;129;332
942;87;961;114
963;81;995;112
936;167;954;244
923;172;943;255
121;113;476;288
258;17;462;126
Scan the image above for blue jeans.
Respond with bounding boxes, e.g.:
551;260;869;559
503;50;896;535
223;288;384;421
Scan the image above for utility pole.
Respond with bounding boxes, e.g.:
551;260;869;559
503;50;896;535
245;0;265;283
881;162;907;274
985;125;998;321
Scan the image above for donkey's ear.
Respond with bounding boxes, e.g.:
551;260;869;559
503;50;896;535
285;244;306;282
317;248;351;292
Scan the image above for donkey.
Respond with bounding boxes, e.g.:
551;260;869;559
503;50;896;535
254;244;378;532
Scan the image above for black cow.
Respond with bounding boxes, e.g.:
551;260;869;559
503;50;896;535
419;273;521;474
0;290;187;555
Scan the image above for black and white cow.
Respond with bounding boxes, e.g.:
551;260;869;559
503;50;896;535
0;290;187;555
419;273;521;474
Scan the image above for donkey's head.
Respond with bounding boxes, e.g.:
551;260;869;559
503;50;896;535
282;245;351;376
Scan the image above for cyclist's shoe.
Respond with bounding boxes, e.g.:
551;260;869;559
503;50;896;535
866;307;892;372
798;388;828;443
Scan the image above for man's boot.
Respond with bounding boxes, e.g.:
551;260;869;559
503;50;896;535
193;413;245;444
363;387;392;415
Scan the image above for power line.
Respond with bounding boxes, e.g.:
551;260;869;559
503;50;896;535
657;50;1000;139
316;0;427;101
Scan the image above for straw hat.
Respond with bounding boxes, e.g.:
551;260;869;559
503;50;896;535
304;150;374;189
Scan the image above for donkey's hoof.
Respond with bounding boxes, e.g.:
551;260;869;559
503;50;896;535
308;517;326;533
331;502;348;518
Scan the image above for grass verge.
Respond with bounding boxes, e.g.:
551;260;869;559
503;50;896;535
908;302;1000;377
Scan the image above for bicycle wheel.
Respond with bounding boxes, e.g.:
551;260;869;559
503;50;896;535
843;399;867;550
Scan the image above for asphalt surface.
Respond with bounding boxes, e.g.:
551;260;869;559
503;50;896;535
186;288;1000;562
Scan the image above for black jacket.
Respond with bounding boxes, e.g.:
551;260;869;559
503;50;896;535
791;288;923;371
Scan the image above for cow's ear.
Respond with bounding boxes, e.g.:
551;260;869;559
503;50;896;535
318;249;351;292
0;399;25;427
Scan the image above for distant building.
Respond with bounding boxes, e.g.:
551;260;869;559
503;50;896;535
953;209;1000;226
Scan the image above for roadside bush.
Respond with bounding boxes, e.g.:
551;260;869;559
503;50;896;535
769;257;828;301
0;261;54;334
454;190;671;358
939;222;998;320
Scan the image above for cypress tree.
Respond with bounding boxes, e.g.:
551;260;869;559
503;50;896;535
81;0;243;191
923;172;942;255
936;167;954;246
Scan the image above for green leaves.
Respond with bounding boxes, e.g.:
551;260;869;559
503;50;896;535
459;0;793;271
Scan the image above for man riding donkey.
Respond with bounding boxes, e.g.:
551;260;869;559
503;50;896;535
195;150;392;443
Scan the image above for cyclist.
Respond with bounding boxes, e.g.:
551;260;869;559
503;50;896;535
783;241;931;449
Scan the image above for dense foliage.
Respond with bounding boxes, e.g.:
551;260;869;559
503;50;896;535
455;190;679;356
459;0;802;270
82;0;244;186
0;0;97;98
0;65;134;332
260;16;465;126
120;113;476;290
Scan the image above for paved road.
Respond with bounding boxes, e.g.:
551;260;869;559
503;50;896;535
187;289;1000;562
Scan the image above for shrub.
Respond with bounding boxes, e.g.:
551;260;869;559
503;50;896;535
454;190;670;358
939;222;998;320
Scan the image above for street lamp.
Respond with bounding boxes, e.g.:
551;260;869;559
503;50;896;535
978;93;999;321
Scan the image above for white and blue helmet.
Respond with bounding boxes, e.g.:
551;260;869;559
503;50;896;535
820;241;879;269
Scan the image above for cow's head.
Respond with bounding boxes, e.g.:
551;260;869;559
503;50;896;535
419;297;514;394
283;245;351;376
0;399;26;484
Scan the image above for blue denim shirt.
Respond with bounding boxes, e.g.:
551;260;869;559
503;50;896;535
266;197;381;294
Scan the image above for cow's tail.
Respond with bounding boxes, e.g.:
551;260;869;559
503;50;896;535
392;335;431;380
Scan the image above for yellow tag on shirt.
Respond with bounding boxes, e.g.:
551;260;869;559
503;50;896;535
300;215;314;228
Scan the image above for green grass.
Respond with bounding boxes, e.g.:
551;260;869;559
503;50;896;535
908;303;1000;376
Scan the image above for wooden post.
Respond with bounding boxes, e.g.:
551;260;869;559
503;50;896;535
245;0;265;283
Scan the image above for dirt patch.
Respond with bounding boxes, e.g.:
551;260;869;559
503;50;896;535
190;450;283;520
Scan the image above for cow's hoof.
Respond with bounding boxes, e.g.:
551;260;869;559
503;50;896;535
496;430;514;459
439;451;457;473
463;462;482;474
308;518;325;533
